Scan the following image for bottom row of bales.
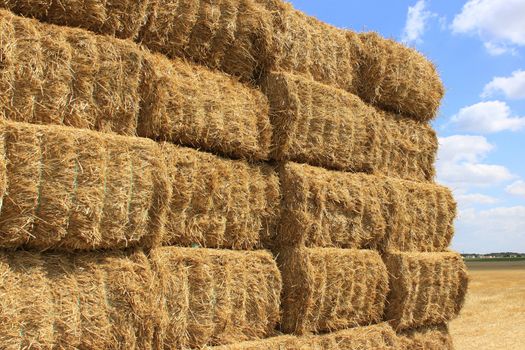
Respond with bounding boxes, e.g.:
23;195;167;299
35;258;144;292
0;247;467;349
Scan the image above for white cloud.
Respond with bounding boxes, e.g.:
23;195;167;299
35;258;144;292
455;193;499;206
450;101;525;133
401;0;433;44
452;206;525;253
452;0;525;55
482;70;525;100
483;42;516;56
506;180;525;197
437;135;515;189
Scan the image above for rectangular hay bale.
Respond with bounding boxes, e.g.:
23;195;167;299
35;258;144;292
0;121;170;250
277;247;389;335
150;247;282;349
0;9;271;160
398;324;454;350
384;252;468;331
261;72;437;181
161;143;280;250
276;162;455;252
0;249;159;350
208;323;400;349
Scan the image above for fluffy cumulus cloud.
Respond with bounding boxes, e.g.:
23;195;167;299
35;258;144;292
506;180;525;197
451;0;525;55
452;206;525;253
450;101;525;133
401;0;433;44
437;135;514;189
482;70;525;100
455;192;499;207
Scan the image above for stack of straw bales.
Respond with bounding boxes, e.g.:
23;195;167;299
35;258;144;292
0;1;467;349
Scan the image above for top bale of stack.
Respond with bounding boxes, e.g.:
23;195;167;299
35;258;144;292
1;0;444;121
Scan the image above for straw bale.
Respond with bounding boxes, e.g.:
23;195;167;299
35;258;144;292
276;162;455;252
161;143;280;250
139;52;272;161
398;324;454;350
0;249;160;350
0;121;170;250
277;247;389;335
262;72;437;181
150;247;281;349
356;32;444;122
0;9;271;160
209;323;400;350
384;252;469;331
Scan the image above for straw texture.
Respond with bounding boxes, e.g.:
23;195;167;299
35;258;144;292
277;247;389;335
150;247;281;349
0;121;169;250
384;252;469;331
398;324;454;350
0;9;271;160
262;72;437;181
209;323;400;349
276;162;455;252
0;1;444;120
0;249;159;350
161;143;280;249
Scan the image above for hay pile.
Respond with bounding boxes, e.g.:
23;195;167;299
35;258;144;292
0;2;466;349
276;162;456;252
262;72;437;181
0;247;281;349
276;247;389;335
0;9;271;160
1;0;443;121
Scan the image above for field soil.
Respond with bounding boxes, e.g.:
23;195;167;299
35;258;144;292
450;260;525;350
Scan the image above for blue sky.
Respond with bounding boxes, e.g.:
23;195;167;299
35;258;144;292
289;0;525;253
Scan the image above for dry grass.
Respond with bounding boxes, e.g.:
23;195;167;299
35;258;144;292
0;1;443;120
384;252;468;331
207;323;400;349
276;162;455;252
450;261;525;350
398;324;453;350
160;143;280;250
262;72;437;181
0;9;271;160
276;247;389;335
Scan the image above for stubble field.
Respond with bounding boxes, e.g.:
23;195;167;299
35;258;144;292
450;260;525;350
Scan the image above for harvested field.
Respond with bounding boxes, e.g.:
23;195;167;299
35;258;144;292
398;324;453;350
276;247;389;335
0;249;159;350
384;252;468;331
0;121;169;250
450;260;525;350
161;143;280;250
262;72;437;181
0;1;443;120
0;9;271;160
0;248;280;349
150;247;281;349
208;323;400;349
276;162;455;252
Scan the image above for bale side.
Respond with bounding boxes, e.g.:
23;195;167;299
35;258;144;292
150;247;281;349
277;247;389;335
398;325;454;350
208;323;400;349
161;143;279;250
356;32;444;122
262;72;437;182
0;121;170;250
0;9;271;160
0;249;160;349
276;162;455;252
384;252;469;331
